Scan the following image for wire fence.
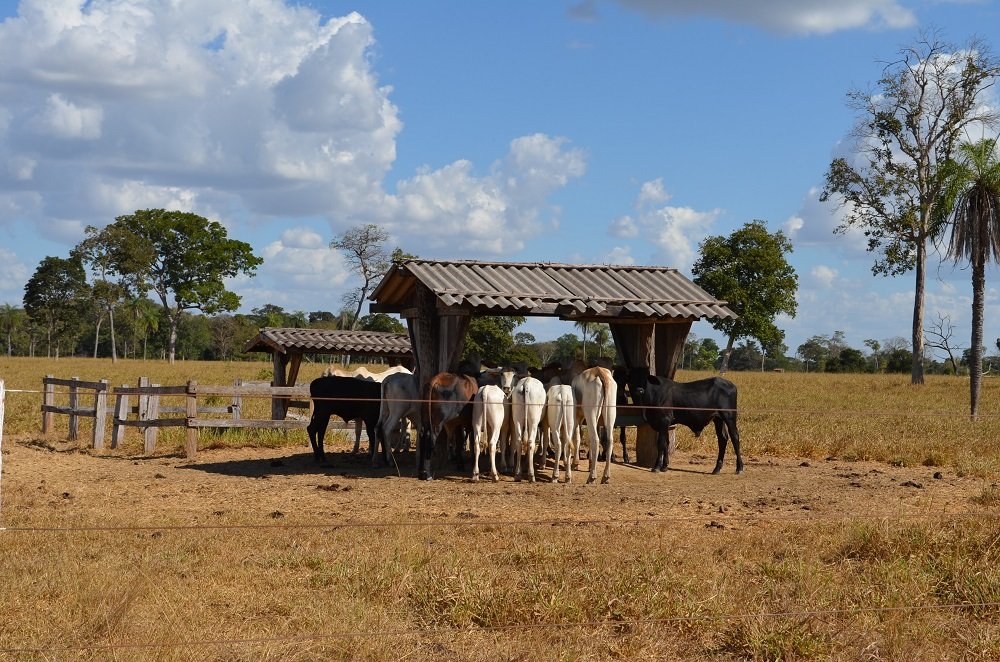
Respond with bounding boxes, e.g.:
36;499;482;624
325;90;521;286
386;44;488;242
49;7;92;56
2;380;999;655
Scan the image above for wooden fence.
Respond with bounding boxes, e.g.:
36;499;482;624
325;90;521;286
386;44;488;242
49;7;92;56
41;376;313;458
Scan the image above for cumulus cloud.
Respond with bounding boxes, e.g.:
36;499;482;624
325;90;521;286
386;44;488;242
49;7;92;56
606;178;723;271
385;134;586;255
612;0;915;35
0;0;589;314
810;265;838;288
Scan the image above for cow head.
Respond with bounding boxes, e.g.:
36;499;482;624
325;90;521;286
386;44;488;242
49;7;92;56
627;367;652;404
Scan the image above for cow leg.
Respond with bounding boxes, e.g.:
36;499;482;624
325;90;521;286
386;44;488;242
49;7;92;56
652;427;668;472
352;419;363;454
727;416;743;474
471;426;482;482
417;427;435;480
526;425;537;483
307;413;331;466
551;427;562;483
600;427;612;484
619;426;630;464
586;415;599;484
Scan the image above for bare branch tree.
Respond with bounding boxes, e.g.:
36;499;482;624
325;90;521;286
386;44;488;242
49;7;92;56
924;312;963;374
330;224;391;330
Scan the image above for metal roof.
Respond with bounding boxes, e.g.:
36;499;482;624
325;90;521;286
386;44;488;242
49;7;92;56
370;259;736;321
244;327;412;356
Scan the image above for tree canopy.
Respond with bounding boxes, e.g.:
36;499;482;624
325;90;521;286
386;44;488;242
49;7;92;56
81;209;262;363
820;32;1000;384
692;220;798;374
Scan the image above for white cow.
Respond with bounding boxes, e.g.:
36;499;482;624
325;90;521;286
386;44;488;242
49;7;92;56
373;371;419;466
572;366;618;484
510;376;547;482
470;384;506;482
544;383;577;483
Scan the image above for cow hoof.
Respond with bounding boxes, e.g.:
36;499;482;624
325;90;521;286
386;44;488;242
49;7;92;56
736;468;745;475
711;467;722;475
491;474;499;483
514;476;522;483
471;475;479;482
601;476;610;485
586;476;596;485
651;466;660;473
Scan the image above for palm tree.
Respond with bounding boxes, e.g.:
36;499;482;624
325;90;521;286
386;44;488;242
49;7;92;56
937;137;1000;420
574;321;595;362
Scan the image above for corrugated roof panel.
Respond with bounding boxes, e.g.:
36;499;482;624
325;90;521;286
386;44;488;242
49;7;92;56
369;259;735;321
244;328;411;355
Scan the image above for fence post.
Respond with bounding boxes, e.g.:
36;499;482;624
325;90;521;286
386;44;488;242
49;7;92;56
111;385;129;449
185;380;198;458
68;376;80;441
42;375;54;433
144;386;160;454
231;378;242;421
92;379;109;449
0;380;5;525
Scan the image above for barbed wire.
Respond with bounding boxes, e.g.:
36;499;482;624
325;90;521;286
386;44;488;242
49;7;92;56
9;385;1000;418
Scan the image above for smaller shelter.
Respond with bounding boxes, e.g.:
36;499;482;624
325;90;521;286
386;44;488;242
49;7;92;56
244;327;412;418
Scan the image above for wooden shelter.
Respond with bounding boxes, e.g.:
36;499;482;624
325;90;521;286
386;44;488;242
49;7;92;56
244;327;412;418
370;259;735;379
369;259;736;464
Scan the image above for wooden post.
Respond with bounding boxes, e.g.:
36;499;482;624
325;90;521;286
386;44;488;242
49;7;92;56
92;379;109;450
67;376;79;441
271;352;288;420
185;380;199;458
111;385;129;449
144;386;160;454
42;375;54;433
634;424;676;468
231;378;242;421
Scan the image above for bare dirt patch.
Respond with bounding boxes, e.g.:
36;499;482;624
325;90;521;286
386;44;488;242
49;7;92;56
3;433;985;529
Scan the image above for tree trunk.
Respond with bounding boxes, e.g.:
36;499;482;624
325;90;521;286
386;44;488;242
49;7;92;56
168;318;178;364
910;239;927;385
109;307;118;363
719;334;736;375
93;317;104;358
971;254;985;420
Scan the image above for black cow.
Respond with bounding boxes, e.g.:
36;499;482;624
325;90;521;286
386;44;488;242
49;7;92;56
627;367;743;474
306;376;382;466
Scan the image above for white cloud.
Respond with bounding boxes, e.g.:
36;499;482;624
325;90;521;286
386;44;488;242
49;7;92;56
385;133;586;255
604;246;634;265
810;264;838;288
606;179;723;271
612;0;915;35
34;94;103;140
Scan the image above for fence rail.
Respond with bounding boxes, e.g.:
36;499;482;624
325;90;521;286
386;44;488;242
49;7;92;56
41;376;314;457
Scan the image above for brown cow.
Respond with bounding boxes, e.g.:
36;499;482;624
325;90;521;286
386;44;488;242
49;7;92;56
417;372;479;480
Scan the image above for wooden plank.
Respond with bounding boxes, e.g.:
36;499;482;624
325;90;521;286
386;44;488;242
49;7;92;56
114;385;189;396
42;377;110;390
42;375;54;433
185;380;198;458
144;389;161;453
67;377;79;441
111;388;128;449
41;405;98;417
191;419;308;429
93;379;108;450
114;418;187;428
193;384;308;397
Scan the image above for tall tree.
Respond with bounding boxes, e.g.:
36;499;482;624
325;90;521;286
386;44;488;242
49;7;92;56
820;32;1000;384
73;228;125;362
331;224;392;329
97;209;262;363
574;321;595;361
692;220;798;374
936;137;1000;419
23;255;89;357
0;304;22;356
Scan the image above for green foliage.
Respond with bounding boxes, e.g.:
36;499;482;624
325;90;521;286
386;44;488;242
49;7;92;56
23;254;89;356
692;220;798;369
550;333;580;365
83;209;262;362
462;316;525;365
820;34;1000;384
358;313;406;333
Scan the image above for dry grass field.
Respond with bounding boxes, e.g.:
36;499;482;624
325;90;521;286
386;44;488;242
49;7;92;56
2;357;1000;660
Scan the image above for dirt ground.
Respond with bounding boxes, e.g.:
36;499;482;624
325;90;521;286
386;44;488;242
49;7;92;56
2;431;989;529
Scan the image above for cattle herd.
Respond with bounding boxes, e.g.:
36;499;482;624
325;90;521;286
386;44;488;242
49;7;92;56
306;359;743;483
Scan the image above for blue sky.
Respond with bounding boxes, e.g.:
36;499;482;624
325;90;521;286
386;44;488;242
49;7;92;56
1;0;999;359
